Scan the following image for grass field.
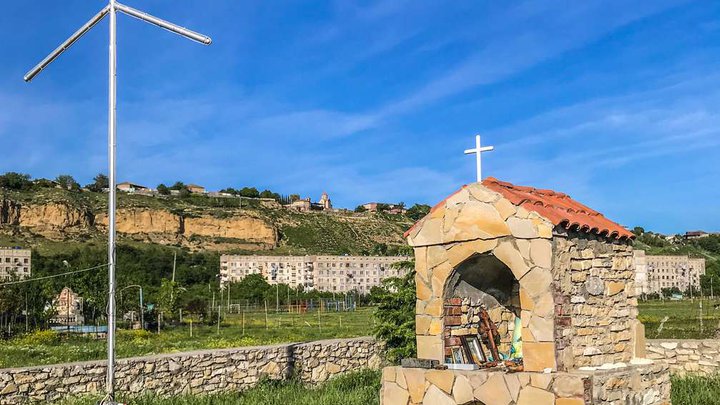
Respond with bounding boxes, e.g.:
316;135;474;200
638;299;720;339
62;369;381;405
671;374;720;405
0;308;375;368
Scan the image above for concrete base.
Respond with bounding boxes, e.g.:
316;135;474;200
380;359;671;405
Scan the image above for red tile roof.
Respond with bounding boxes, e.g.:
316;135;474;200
403;178;634;241
482;177;634;240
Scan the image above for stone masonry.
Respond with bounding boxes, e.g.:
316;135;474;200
0;337;383;404
385;178;671;405
553;230;638;369
646;339;720;375
381;360;670;405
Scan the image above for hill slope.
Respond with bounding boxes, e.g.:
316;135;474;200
0;188;414;255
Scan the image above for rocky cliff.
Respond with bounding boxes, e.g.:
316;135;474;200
0;198;277;251
0;190;413;254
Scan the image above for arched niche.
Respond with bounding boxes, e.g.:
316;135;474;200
443;254;521;362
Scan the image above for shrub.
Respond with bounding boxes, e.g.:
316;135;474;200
373;261;416;363
16;329;60;346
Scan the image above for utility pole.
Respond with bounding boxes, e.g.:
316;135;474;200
23;3;210;402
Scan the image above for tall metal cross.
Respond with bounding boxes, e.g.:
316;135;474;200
464;134;494;182
24;1;211;403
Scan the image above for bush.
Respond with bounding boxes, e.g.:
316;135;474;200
16;329;60;346
373;261;416;363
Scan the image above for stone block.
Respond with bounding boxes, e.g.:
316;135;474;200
494;241;531;280
416;279;432;301
382;381;409;405
424;299;443;317
444;201;511;243
553;375;585;397
524;342;557;372
416;316;431;335
518;386;555;405
402;368;427;404
417;336;443;362
520;268;552;299
382;367;396;382
530;239;552;269
447;239;498;268
423;384;456;405
632;321;647;359
531;373;552;390
474;374;512;405
508;217;538;239
494;198;517;219
529;315;554;342
426;370;455;394
409;217;444;247
453;375;474;404
606;281;625;296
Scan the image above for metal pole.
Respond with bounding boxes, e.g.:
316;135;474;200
139;287;144;329
475;135;482;181
106;0;117;399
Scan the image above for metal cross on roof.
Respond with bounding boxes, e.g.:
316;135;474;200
464;134;494;182
24;1;211;403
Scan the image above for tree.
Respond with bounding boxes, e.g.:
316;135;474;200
34;178;55;188
354;205;367;213
371;243;388;256
219;188;238;195
170;181;185;190
234;274;270;302
55;175;80;191
239;187;260;198
157;278;184;325
156;184;170;195
406;204;431;221
632;226;645;236
86;173;109;192
289;194;301;202
259;189;277;199
373;260;416;363
0;172;32;190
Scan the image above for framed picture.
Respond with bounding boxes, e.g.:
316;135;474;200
451;347;464;364
462;335;486;364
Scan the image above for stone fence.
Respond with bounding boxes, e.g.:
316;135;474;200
646;339;720;375
0;337;384;404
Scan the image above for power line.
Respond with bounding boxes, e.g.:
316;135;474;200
0;263;109;287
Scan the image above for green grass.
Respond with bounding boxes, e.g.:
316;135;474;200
62;369;381;405
0;308;376;368
671;374;720;405
638;299;720;339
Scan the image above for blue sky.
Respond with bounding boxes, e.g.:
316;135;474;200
1;1;719;234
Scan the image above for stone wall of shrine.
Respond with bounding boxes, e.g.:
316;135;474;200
552;230;639;369
381;360;670;405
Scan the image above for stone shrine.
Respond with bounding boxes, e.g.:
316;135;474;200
381;178;671;405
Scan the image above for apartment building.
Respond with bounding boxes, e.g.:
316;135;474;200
219;255;410;293
0;247;31;281
633;250;706;294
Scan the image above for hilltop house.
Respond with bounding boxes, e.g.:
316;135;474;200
187;184;206;194
117;182;150;193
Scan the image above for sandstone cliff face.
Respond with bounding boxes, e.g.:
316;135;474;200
0;199;277;250
96;209;181;235
184;216;277;244
0;201;93;239
18;203;93;230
